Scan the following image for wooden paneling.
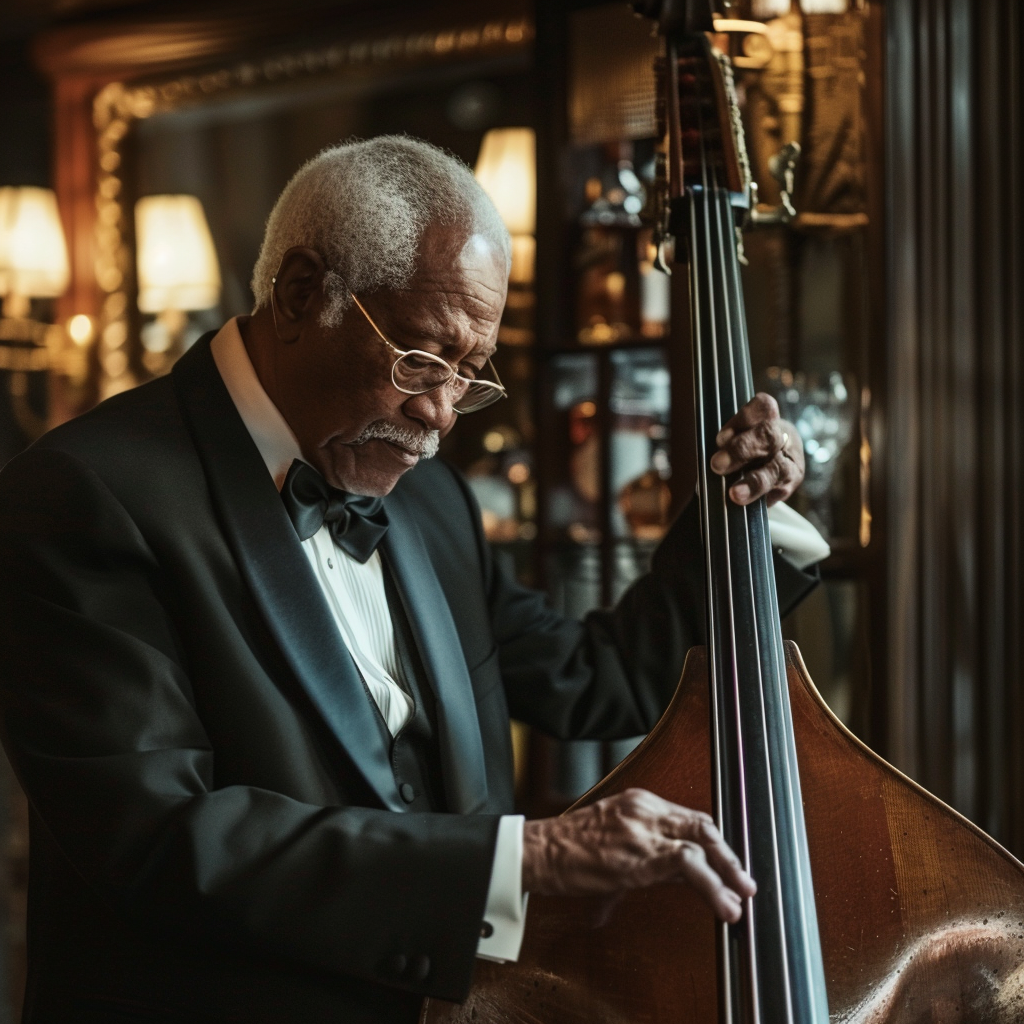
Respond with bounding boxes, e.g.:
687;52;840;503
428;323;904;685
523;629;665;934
886;0;1024;853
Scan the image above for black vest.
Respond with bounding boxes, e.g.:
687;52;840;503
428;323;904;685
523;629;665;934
356;559;447;814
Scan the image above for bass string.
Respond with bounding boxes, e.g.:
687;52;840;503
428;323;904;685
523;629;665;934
698;84;817;1018
707;171;801;1024
707;136;824;1017
683;82;737;1022
707;179;770;1024
697;88;752;879
707;174;824;1005
686;136;737;1024
688;140;736;1024
693;93;768;1023
721;175;822;1004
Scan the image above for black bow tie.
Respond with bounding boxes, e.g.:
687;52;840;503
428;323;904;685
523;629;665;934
280;460;389;564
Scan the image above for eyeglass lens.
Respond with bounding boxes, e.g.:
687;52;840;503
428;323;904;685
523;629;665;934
392;352;503;413
392;352;451;392
453;383;503;413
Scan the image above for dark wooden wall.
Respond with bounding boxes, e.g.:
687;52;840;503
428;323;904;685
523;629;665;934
887;0;1023;853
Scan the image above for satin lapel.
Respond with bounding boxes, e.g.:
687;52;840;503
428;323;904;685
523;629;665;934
380;496;488;814
172;338;404;812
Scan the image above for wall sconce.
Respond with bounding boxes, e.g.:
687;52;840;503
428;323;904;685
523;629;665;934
135;194;221;368
0;187;76;439
0;187;70;320
474;127;536;286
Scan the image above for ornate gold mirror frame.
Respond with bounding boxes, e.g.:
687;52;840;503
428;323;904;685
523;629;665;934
91;17;532;399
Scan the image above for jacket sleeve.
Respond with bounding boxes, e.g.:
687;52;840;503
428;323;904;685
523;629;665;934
0;446;497;1002
451;468;818;742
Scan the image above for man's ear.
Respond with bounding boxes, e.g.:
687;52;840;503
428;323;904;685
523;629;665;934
271;247;326;342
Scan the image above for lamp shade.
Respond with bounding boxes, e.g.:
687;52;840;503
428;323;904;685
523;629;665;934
751;0;792;15
474;128;536;236
0;187;70;299
135;195;221;313
799;0;848;11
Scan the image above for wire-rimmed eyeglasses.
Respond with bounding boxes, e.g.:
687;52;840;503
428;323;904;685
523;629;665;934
347;290;506;415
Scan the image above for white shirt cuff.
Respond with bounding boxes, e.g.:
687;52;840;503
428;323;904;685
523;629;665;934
476;814;528;963
767;501;830;570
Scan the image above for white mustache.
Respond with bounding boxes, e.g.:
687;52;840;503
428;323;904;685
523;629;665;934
348;420;440;459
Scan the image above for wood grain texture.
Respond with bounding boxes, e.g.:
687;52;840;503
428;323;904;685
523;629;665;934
423;642;1024;1023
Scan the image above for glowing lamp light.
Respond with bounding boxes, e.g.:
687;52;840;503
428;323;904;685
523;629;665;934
751;0;793;16
754;0;850;13
135;195;221;314
474;128;536;284
474;127;536;235
799;0;849;11
0;187;70;301
67;313;96;346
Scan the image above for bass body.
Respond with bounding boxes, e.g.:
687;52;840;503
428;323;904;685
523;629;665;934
422;642;1024;1023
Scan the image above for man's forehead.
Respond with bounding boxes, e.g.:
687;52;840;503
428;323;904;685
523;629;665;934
390;270;506;340
407;227;506;288
368;284;500;361
462;232;500;262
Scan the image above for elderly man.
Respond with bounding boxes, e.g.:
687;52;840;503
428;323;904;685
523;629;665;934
0;137;820;1024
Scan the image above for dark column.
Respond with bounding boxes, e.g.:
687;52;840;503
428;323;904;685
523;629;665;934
886;0;1024;852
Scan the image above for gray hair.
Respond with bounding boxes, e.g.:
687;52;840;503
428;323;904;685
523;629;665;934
251;135;511;326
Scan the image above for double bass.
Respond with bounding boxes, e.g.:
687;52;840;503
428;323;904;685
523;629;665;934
425;3;1024;1020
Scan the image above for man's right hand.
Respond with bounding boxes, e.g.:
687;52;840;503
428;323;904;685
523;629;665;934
521;788;756;924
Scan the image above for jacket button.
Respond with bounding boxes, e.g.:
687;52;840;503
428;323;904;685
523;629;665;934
409;954;431;981
480;921;494;939
399;782;416;803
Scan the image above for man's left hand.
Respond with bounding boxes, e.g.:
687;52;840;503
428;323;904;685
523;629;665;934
709;393;804;507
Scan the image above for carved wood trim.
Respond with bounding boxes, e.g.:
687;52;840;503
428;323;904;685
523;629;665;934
32;0;531;79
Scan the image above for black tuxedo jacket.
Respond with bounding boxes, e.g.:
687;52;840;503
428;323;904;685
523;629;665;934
0;337;816;1023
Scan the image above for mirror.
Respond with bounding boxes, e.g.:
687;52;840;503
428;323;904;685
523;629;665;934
93;18;533;389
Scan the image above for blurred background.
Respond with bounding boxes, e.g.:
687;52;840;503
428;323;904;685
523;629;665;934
0;0;1020;1017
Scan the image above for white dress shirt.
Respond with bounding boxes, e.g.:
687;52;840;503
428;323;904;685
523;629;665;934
210;317;527;962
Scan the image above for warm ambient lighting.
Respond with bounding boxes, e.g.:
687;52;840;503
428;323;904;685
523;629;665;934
474;128;536;284
799;0;849;11
0;187;70;309
67;314;96;346
751;0;792;16
474;128;535;234
754;0;850;13
135;195;221;314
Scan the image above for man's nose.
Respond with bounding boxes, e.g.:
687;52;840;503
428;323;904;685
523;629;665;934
402;381;459;431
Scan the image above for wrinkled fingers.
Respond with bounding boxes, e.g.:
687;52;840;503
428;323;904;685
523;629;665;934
664;809;756;898
672;840;745;923
729;453;799;506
